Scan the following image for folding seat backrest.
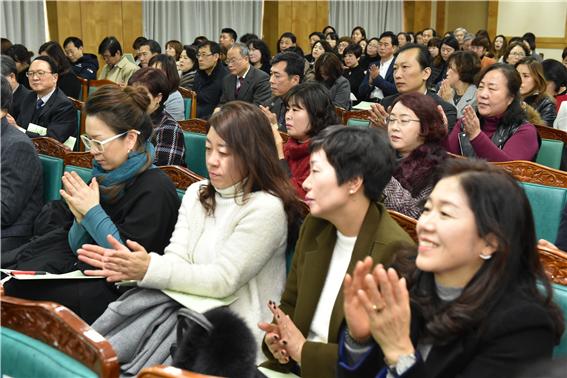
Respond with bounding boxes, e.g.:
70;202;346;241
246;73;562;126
521;182;567;241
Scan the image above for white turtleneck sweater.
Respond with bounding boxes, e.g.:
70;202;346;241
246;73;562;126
139;180;288;353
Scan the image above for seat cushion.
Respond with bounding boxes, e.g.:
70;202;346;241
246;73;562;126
184;98;192;120
536;139;564;170
183;131;208;178
522;182;567;242
1;327;97;378
346;118;371;128
39;154;64;202
551;283;567;358
64;165;93;184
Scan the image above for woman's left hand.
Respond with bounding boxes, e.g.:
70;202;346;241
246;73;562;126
357;266;414;366
60;172;100;216
269;302;306;364
462;105;481;140
78;235;151;282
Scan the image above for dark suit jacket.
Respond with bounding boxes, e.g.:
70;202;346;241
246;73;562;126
269;96;287;132
261;203;415;378
219;65;271;106
358;58;397;101
381;90;458;132
338;287;556;378
9;84;31;121
16;87;77;144
1;118;43;240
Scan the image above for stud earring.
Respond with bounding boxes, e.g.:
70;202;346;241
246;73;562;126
479;253;492;260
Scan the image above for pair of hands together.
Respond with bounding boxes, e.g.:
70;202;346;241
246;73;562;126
343;256;415;366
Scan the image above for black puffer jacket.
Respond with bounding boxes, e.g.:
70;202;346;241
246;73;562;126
71;53;99;80
525;94;557;126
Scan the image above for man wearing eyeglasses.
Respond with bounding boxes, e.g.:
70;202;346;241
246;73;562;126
13;56;77;145
97;36;139;84
193;41;228;119
218;43;271;107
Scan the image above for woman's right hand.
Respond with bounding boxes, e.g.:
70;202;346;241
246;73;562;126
438;79;453;102
369;103;388;128
258;303;290;364
343;257;374;343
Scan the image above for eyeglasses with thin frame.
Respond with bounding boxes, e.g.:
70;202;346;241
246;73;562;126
80;130;140;153
197;53;214;59
385;116;420;127
26;71;53;79
225;57;243;65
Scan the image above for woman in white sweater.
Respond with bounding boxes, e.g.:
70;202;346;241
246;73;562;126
78;101;303;373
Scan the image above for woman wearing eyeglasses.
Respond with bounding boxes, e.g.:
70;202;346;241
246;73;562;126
381;93;447;219
3;85;180;324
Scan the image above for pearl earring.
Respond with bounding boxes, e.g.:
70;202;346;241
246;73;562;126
479;253;492;260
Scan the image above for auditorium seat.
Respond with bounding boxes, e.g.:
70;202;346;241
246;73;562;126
536;139;564;170
343;110;373;128
158;165;204;199
178;87;197;120
521;182;567;241
0;295;119;378
38;154;64;202
64;152;93;184
178;120;209;178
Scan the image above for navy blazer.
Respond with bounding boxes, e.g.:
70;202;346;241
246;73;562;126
219;65;271;106
358;58;397;101
338;287;556;378
16;87;77;144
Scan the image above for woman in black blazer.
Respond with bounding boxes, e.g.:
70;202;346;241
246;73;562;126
338;159;564;378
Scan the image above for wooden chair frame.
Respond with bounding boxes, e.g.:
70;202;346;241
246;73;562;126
159;165;204;191
335;106;347;123
0;295;119;378
88;79;119;97
32;137;69;158
77;76;89;102
65;151;93;169
493;160;567;189
178;119;208;134
343;110;374;123
387;210;418;243
178;87;198;120
535;124;567;145
138;365;221;378
538;246;567;286
68;96;86;151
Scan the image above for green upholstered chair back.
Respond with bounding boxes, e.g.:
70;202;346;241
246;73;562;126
346;118;371;128
521;182;567;242
183;131;208;178
64;165;93;184
551;283;567;358
1;327;98;378
536;139;564;170
39;154;64;202
184;97;192;120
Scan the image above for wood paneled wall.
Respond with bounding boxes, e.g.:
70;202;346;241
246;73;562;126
46;1;142;72
262;1;329;56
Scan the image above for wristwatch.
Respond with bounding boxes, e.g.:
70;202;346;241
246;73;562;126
387;353;417;377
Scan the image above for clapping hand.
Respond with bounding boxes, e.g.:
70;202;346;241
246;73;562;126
369;103;389;128
343;257;374;343
462;105;481;140
60;172;100;222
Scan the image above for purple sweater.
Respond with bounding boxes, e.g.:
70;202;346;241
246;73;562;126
445;116;539;162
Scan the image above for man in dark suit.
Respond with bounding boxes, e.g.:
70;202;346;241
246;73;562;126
14;56;77;145
218;43;271;107
370;44;458;132
358;31;398;102
193;41;228;119
1;55;31;121
259;51;304;132
1;76;43;252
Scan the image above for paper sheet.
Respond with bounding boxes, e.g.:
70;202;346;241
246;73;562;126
161;289;237;313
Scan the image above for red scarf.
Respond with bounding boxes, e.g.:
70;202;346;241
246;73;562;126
284;138;311;199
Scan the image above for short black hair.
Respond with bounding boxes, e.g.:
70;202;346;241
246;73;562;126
182;45;199;69
1;55;17;77
98;36;122;56
397;43;432;70
1;76;12;111
310;126;396;201
5;44;33;64
32;55;59;74
309;32;326;41
221;28;237;42
141;39;162;54
379;31;399;46
285;81;339;138
132;36;148;50
522;32;536;50
63;36;83;49
271;51;305;81
343;43;362;58
541;59;567;92
192;36;208;46
198;41;221;55
423;28;437;36
239;33;258;44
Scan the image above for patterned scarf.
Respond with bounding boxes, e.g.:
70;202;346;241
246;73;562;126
92;141;155;204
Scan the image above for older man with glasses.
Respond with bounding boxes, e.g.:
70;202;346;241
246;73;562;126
11;55;77;146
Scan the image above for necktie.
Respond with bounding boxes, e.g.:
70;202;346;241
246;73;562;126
36;98;44;110
235;76;244;96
